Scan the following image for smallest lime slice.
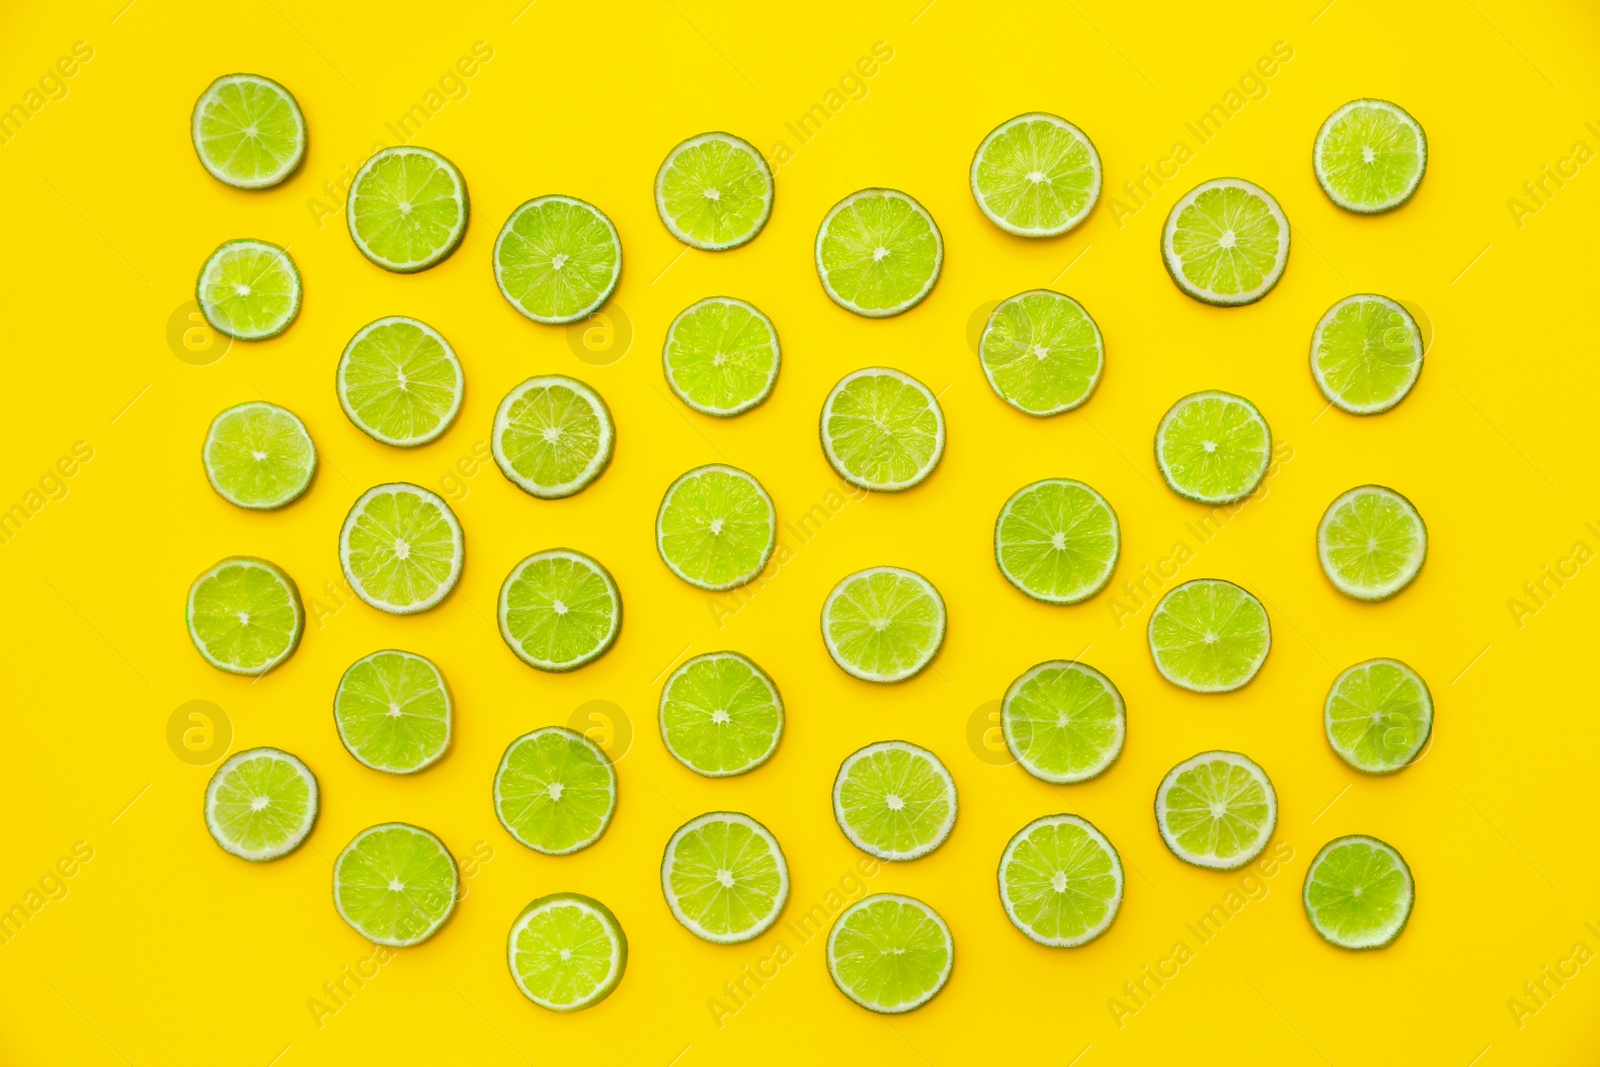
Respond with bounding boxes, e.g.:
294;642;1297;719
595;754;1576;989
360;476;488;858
1317;485;1427;600
508;893;628;1012
827;894;954;1013
196;239;302;340
346;146;469;272
1304;835;1414;949
1313;99;1427;214
1324;658;1432;773
186;556;304;676
1310;295;1424;415
204;747;318;861
659;652;784;777
663;297;780;416
202;401;316;509
337;317;464;447
1154;391;1272;504
654;132;774;250
333;822;459;947
1001;660;1125;783
334;650;452;774
191;73;306;189
1154;751;1278;870
832;741;957;862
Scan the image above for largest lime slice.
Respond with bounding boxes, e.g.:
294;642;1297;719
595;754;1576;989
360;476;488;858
497;549;622;671
493;195;621;324
661;812;789;943
491;375;614;499
333;650;452;774
1313;99;1426;214
1317;485;1427;600
1147;579;1270;692
508;893;628;1012
346;146;468;272
337;317;464;447
333;822;459;947
196;239;301;340
815;189;942;318
203;747;318;861
1161;178;1289;307
994;478;1119;604
1310;295;1424;415
997;814;1122;947
1154;751;1277;870
656;464;775;591
827;894;954;1014
202;401;316;509
190;73;306;189
969;112;1101;236
979;290;1104;415
654;132;773;250
821;567;946;683
493;726;616;855
186;556;303;676
1001;660;1125;783
339;483;464;614
1304;835;1414;949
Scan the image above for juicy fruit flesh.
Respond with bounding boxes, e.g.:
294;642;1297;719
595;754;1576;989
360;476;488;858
1327;661;1430;771
661;655;781;775
350;151;464;267
973;116;1098;232
335;652;450;772
835;745;953;858
496;730;614;852
189;561;298;671
830;897;951;1010
497;380;608;493
996;480;1117;602
199;243;297;337
501;553;618;668
658;468;774;588
1149;581;1269;690
824;570;943;681
341;321;461;443
195;78;302;185
980;291;1102;414
511;898;622;1008
818;193;940;313
1306;838;1411;947
1001;819;1120;943
1004;664;1122;781
496;198;619;321
665;300;778;414
666;817;785;939
823;372;942;489
335;826;457;944
1314;299;1421;411
1157;394;1269;502
1169;185;1282;297
1319;106;1423;208
209;753;312;855
1161;757;1273;864
658;136;770;247
344;489;459;609
1320;489;1424;594
205;404;313;506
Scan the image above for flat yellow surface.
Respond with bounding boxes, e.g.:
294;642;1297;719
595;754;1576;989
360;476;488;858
3;1;1598;1063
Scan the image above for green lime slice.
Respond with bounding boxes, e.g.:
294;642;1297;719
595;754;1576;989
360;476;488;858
1154;751;1278;870
1317;485;1427;600
1325;658;1432;773
196;239;301;340
190;73;305;190
336;317;464;447
1147;578;1271;692
661;812;789;944
997;814;1122;947
1154;391;1272;504
1161;178;1289;307
202;401;316;509
654;132;773;251
1313;99;1427;214
994;478;1119;604
820;368;945;492
969;112;1102;237
494;195;621;325
662;297;780;416
821;567;946;683
827;894;954;1013
832;741;957;862
508;893;628;1012
203;747;317;861
658;651;784;777
655;464;775;591
346;146;468;273
815;189;942;318
493;726;617;855
1304;835;1414;949
339;483;464;614
978;289;1104;415
333;650;452;774
491;375;614;498
1310;295;1424;414
186;556;304;676
1001;660;1125;783
333;823;459;947
497;549;622;671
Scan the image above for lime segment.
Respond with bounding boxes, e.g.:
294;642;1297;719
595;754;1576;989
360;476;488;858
186;556;303;676
815;189;942;317
979;290;1104;415
494;196;621;324
493;726;616;855
1317;485;1427;600
661;812;789;944
820;368;945;492
202;401;316;509
821;567;946;683
659;652;784;777
827;894;954;1013
998;814;1123;947
1154;391;1272;504
832;741;957;862
491;376;614;498
333;650;452;774
337;317;464;447
497;549;622;671
508;893;628;1012
191;73;306;189
1155;751;1277;870
1325;659;1433;773
1304;835;1414;948
1161;178;1289;306
1311;295;1424;414
656;464;775;591
346;146;468;272
196;239;301;340
1002;661;1125;783
969;112;1101;236
1314;99;1426;214
204;747;317;861
1147;579;1270;692
663;297;780;416
339;483;464;614
333;823;458;947
654;132;773;250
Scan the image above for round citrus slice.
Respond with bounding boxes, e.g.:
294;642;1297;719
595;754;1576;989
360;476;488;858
821;567;946;683
1001;660;1125;783
493;726;616;855
196;239;301;340
1154;751;1277;870
346;146;468;272
339;483;464;614
336;317;464;447
491;375;614;498
186;556;304;676
661;812;789;944
204;747;318;861
1161;178;1289;306
191;73;306;189
997;814;1123;947
202;401;316;509
333;650;452;774
994;478;1119;604
832;741;957;861
655;464;775;591
1304;835;1414;948
1147;579;1271;692
654;131;773;250
1313;99;1426;214
1324;658;1433;773
979;290;1104;415
663;297;780;416
332;822;458;947
508;893;628;1012
820;368;944;492
493;195;621;324
815;189;942;317
827;894;954;1013
969;112;1101;236
1317;485;1427;600
1310;295;1424;415
1154;391;1272;504
497;549;622;671
658;651;784;777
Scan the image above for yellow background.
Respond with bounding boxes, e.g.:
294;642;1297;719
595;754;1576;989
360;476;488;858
2;1;1597;1063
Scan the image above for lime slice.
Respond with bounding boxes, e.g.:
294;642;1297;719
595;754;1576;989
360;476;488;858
186;556;304;676
1154;751;1278;870
190;73;306;190
336;317;464;447
820;368;945;492
491;375;614;498
832;741;957;862
827;894;953;1013
661;812;789;943
1147;579;1270;692
202;401;316;509
654;132;773;251
1313;99;1427;214
1154;391;1272;504
1304;835;1414;949
493;726;616;855
339;483;464;614
997;814;1123;947
493;195;621;324
346;146;468;272
658;651;784;777
662;297;780;416
994;478;1119;604
1161;178;1289;306
1310;295;1424;414
196;239;301;340
821;567;946;683
815;189;942;318
203;747;317;861
1317;485;1427;600
969;112;1102;237
1001;660;1125;783
655;464;775;591
497;549;622;671
1325;658;1433;773
978;290;1104;415
333;823;458;947
333;650;452;774
508;893;628;1012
